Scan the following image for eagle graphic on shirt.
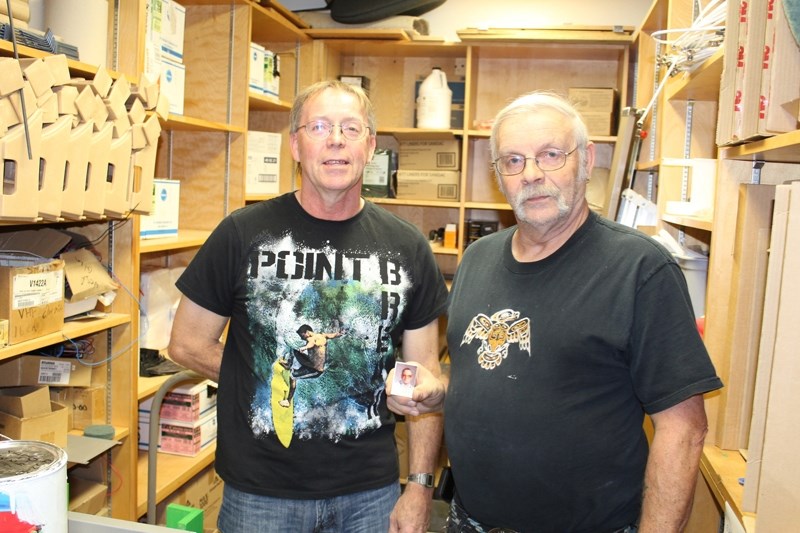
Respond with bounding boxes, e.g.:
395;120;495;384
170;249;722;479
461;309;531;369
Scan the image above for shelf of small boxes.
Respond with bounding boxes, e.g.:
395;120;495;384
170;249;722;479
0;54;165;223
138;380;219;458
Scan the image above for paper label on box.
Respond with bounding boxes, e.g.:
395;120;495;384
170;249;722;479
363;153;390;186
11;269;64;309
38;359;73;386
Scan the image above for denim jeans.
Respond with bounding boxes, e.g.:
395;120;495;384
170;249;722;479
217;481;401;533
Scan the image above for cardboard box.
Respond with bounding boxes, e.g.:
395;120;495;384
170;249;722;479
50;385;107;430
140;178;180;239
139;380;217;423
68;477;108;515
156;465;224;529
0;318;7;348
578;111;614;136
0;385;52;418
339;75;370;95
0;258;65;345
396;170;460;201
138;408;218;456
0;355;92;388
399;139;461;170
246;131;281;195
568;87;617;113
0;400;69;448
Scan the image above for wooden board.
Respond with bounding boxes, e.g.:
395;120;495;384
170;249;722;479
757;181;800;529
714;184;775;449
741;184;791;512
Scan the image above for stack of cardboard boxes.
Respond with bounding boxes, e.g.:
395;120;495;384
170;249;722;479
138;380;218;457
568;87;617;137
396;139;461;201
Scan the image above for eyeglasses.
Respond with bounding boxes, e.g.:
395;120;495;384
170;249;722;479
492;147;578;176
296;120;371;141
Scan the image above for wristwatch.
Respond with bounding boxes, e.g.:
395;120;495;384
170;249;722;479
407;472;435;488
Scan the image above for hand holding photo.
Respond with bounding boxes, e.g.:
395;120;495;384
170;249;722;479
391;362;417;398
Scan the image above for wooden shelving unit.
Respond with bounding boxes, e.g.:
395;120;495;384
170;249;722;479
634;0;800;530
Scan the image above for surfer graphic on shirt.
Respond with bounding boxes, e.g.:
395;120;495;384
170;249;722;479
278;324;345;407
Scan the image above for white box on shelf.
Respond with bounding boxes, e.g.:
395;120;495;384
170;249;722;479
140;178;180;239
159;0;186;63
247;131;282;195
249;42;266;94
138;408;218;456
159;57;185;116
138;379;217;423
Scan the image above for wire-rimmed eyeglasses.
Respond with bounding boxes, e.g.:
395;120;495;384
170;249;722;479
492;147;578;176
296;120;371;141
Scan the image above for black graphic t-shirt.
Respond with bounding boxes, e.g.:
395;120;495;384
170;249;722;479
176;193;448;499
445;212;722;532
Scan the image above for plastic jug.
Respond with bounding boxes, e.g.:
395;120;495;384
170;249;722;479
416;67;452;129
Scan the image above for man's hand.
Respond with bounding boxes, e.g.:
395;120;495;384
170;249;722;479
389;483;433;533
387;362;445;416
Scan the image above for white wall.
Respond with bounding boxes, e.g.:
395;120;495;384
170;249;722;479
282;0;651;42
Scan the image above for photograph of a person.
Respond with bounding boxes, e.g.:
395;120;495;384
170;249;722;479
391;362;417;398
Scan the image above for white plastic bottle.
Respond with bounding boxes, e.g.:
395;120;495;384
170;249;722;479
416;67;452;129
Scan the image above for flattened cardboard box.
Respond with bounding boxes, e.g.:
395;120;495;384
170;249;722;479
0;355;92;387
0;258;65;344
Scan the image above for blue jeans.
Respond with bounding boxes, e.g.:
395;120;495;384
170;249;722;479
218;482;401;533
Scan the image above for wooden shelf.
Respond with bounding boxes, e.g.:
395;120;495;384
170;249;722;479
378;127;462;140
369;198;460;208
722;130;800;164
245;193;282;203
0;313;131;362
666;49;724;102
251;1;312;43
139;229;212;254
249;91;292;111
159;114;244;133
138;375;171;400
0;40;108;78
136;443;217;517
464;201;514;211
430;243;459;256
457;27;634;44
662;213;713;232
700;446;756;527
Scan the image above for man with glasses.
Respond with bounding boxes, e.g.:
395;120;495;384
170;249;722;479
169;80;448;532
442;91;722;532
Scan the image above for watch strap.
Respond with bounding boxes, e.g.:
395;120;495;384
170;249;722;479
407;472;435;488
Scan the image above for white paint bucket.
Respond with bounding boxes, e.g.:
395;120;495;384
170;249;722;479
0;440;68;533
